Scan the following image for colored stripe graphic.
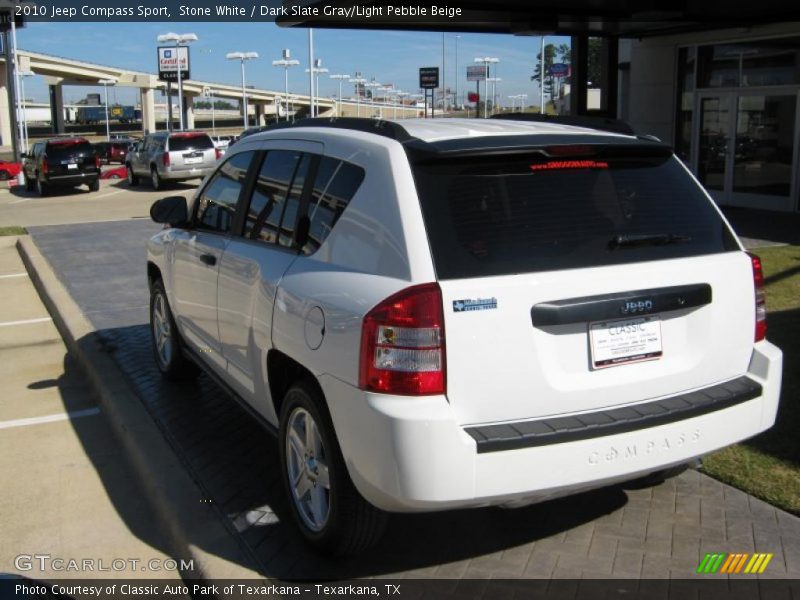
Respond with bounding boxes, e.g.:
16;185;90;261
698;552;774;574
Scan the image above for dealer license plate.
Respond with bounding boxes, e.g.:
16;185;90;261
589;316;662;369
67;163;78;169
184;156;202;165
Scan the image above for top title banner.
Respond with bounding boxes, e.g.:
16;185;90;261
9;1;470;22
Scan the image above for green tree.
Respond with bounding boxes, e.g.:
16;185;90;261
531;43;558;98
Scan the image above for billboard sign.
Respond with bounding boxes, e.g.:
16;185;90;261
547;63;571;77
419;67;439;89
158;46;190;81
466;65;487;82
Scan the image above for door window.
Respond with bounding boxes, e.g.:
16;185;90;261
195;151;254;234
245;150;310;247
301;157;365;255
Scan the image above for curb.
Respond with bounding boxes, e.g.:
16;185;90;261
16;236;264;590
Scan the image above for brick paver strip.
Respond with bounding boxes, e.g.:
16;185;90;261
28;220;800;580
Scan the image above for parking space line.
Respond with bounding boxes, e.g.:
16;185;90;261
0;407;101;430
90;190;125;200
0;273;27;279
0;317;52;327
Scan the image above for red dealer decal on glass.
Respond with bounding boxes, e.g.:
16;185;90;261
530;160;609;171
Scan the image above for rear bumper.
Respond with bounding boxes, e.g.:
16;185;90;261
160;166;214;181
43;172;99;186
321;341;782;512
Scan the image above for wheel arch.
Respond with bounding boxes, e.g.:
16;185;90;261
147;261;162;292
267;349;326;423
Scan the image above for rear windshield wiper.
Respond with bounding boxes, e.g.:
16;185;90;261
608;233;691;250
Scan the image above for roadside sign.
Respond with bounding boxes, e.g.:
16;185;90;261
157;46;190;82
202;86;211;97
466;65;486;82
547;63;571;77
419;67;439;89
468;91;479;103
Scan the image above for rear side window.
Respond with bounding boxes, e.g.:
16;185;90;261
413;150;737;279
169;134;213;152
196;151;253;233
301;157;364;256
46;140;93;159
245;150;309;247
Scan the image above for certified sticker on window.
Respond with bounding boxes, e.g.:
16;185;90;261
589;316;662;369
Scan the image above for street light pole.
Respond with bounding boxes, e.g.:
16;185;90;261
330;74;350;116
474;57;499;118
157;33;198;131
455;35;460;110
272;49;299;122
308;29;315;117
349;75;366;117
99;79;115;142
226;51;259;130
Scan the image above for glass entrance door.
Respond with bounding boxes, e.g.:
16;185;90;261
695;91;798;211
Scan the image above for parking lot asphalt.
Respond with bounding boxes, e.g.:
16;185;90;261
24;218;800;581
0;236;186;582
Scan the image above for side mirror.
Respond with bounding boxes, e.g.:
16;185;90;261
150;196;188;226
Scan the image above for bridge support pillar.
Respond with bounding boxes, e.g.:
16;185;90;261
140;87;156;134
49;84;65;134
255;103;266;126
184;96;194;130
0;60;11;150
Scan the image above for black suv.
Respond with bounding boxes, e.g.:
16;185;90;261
23;137;101;196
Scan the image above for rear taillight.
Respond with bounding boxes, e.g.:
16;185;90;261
41;155;48;174
94;155;101;168
359;283;446;396
215;148;222;160
162;152;170;167
749;252;767;342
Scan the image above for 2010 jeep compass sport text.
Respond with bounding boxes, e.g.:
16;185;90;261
146;118;782;555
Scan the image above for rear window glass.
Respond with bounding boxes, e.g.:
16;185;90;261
169;135;213;152
47;141;93;159
412;151;737;280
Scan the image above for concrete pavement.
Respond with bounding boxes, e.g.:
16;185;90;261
0;178;194;228
20;219;800;582
0;236;186;581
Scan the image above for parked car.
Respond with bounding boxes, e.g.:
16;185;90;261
23;137;100;196
126;131;219;190
146;117;782;556
0;160;22;181
106;140;135;164
100;165;127;179
212;135;233;149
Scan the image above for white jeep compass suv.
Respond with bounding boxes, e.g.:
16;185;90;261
146;117;782;555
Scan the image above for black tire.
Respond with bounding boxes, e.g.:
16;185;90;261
127;165;139;186
0;170;9;181
88;179;100;192
149;279;198;380
36;178;48;198
25;174;34;192
151;167;163;191
279;380;387;556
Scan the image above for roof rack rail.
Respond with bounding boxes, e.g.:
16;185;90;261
490;113;635;136
265;117;416;143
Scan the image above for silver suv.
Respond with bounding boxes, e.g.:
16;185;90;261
127;131;219;190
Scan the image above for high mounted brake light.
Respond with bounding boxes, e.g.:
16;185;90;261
530;160;608;171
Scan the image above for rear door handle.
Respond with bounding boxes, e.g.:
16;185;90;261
199;253;217;266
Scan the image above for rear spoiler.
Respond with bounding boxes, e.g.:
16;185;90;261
490;113;636;136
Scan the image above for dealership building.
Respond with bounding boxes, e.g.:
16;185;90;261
285;5;800;215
